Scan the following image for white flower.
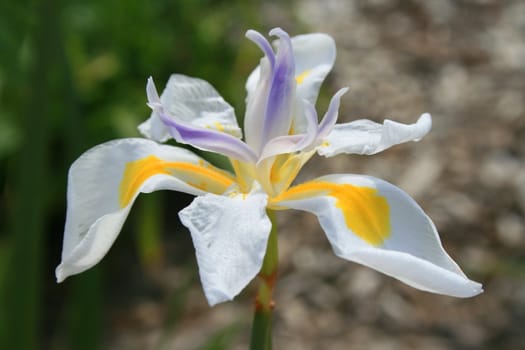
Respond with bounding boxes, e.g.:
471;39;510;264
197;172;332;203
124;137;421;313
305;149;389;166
56;28;482;306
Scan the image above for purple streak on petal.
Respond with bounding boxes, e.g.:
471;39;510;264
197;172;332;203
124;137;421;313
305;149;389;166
262;28;296;146
158;110;258;163
317;87;349;139
259;100;319;161
246;30;275;69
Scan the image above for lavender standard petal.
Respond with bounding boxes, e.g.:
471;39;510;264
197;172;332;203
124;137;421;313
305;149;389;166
261;28;296;146
317;87;349;139
246;30;275;69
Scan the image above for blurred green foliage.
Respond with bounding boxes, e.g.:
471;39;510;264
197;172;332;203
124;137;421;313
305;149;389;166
0;0;282;348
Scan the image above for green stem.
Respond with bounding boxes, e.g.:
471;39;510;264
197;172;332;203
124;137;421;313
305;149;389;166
250;210;278;350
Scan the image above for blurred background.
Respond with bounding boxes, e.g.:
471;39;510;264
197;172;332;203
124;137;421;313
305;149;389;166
1;0;524;349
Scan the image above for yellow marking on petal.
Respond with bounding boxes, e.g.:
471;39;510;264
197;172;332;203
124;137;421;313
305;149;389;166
213;121;225;132
188;181;208;191
295;70;311;85
271;181;391;245
268;151;315;196
321;140;330;147
269;154;289;184
288;121;295;135
119;155;235;207
230;159;256;193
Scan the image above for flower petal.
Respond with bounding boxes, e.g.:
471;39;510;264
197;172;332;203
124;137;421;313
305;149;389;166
246;32;336;106
272;174;482;297
262;28;296;147
317;87;349;139
159;114;258;162
258;98;319;161
259;87;347;161
146;78;258;162
246;32;337;137
246;29;275;70
318;113;432;157
244;55;273;153
56;138;236;282
292;33;336;105
244;29;298;154
179;185;272;306
139;75;242;142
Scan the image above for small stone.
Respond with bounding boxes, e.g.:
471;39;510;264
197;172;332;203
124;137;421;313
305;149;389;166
398;150;444;198
514;169;525;214
496;214;524;246
347;268;382;298
496;90;524;121
479;152;520;187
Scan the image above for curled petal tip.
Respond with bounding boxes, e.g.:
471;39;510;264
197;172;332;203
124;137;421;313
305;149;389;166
317;87;350;137
455;280;483;298
268;27;291;45
474;284;484;295
246;29;276;68
339;86;350;95
245;29;259;38
269;27;288;38
417;112;432;136
419;112;432;125
146;77;161;104
331;87;350;101
146;76;154;91
55;265;67;283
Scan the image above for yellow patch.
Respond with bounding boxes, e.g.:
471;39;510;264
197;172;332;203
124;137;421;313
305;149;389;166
295;70;311;85
230;159;256;193
269;154;302;188
213;121;225;132
119;155;235;207
267;150;315;196
272;181;391;245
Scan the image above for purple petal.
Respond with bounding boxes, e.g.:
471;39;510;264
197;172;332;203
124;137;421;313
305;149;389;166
262;28;296;146
246;30;275;69
259;99;319;161
317;87;349;138
158;110;257;163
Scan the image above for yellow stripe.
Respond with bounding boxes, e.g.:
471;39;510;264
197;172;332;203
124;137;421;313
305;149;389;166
119;155;235;207
272;181;391;245
230;159;256;193
268;151;315;196
295;70;310;85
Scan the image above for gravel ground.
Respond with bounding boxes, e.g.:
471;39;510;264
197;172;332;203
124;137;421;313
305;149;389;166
106;1;525;349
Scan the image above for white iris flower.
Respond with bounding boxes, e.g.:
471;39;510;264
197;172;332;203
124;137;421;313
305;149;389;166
56;28;482;306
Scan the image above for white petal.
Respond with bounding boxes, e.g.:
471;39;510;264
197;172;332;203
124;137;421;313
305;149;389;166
179;185;272;306
139;74;242;142
318;113;432;157
258;99;319;161
272;174;482;297
138;113;172;142
56;138;235;282
292;33;336;105
244;58;273;152
138;77;172;141
245;65;261;101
